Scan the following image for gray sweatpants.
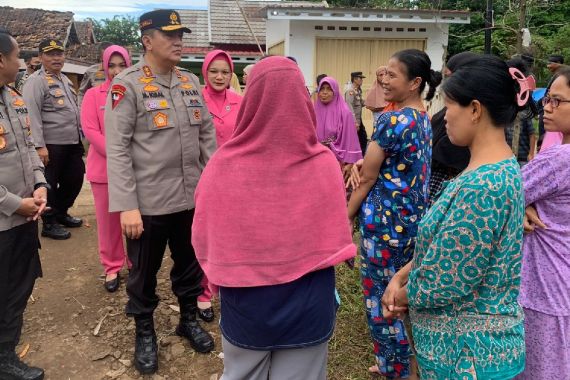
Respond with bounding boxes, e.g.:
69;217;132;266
220;337;328;380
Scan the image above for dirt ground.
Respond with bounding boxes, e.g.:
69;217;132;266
19;181;224;380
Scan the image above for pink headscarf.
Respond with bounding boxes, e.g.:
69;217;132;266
315;77;363;163
202;50;233;114
192;56;356;288
102;45;131;84
365;66;387;109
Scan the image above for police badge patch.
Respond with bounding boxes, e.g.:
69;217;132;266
111;84;127;110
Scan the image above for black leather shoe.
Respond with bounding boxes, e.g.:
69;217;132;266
176;304;214;353
0;350;44;380
134;315;158;375
197;307;215;323
56;214;83;228
41;223;71;240
104;274;120;293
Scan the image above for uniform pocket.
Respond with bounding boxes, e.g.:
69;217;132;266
144;100;175;131
0;125;16;153
49;88;66;108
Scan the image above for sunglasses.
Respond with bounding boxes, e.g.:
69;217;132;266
542;96;570;108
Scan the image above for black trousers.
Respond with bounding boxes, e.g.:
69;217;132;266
125;209;204;316
43;143;85;223
357;121;368;155
0;222;42;346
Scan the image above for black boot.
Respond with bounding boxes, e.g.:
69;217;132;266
133;315;158;375
176;303;214;353
0;344;44;380
197;307;215;323
56;214;83;228
41;223;71;240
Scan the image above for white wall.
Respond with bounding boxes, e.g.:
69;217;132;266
268;19;450;85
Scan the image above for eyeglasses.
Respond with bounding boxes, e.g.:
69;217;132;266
542;96;570;108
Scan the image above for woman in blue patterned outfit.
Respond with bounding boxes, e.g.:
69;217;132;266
347;49;441;379
382;55;528;379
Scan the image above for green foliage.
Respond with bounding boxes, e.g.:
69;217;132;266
89;15;141;49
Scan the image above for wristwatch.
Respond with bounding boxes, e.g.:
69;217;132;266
34;183;51;191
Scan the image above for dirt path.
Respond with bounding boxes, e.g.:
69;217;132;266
19;181;224;380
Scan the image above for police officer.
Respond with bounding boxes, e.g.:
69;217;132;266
345;71;368;154
77;41;112;106
0;28;47;380
105;10;217;375
22;39;85;240
14;52;41;93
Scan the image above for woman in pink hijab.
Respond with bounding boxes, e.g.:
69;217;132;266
197;49;243;322
365;66;388;120
314;76;363;178
80;45;132;292
192;56;356;380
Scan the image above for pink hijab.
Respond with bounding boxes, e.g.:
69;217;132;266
314;77;363;163
365;66;387;109
192;56;356;288
202;50;233;114
102;45;131;84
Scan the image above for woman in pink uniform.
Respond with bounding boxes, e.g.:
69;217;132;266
197;49;243;321
80;45;131;292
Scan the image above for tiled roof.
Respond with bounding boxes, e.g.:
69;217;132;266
0;6;74;51
179;9;209;48
66;42;106;64
208;0;326;45
73;21;95;45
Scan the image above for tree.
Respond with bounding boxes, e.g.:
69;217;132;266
89;15;141;49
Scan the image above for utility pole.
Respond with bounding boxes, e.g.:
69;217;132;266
516;0;528;54
484;0;493;54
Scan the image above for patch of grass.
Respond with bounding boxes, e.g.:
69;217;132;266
327;233;386;380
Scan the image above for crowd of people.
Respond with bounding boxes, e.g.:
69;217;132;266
0;7;569;380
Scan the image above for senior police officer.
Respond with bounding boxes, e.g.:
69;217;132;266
0;28;47;380
105;9;217;375
345;71;368;154
77;41;112;106
22;39;85;240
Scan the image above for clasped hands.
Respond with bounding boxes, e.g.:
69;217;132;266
381;274;409;320
17;187;48;221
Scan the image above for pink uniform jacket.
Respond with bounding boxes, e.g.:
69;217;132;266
202;89;242;147
81;81;110;183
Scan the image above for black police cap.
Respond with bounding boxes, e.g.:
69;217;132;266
139;10;191;34
351;71;366;79
39;39;64;53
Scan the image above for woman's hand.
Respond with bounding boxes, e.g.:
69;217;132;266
342;163;353;182
523;205;546;233
381;273;408;319
345;159;364;190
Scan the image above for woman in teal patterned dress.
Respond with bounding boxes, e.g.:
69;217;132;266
382;55;527;379
347;49;441;379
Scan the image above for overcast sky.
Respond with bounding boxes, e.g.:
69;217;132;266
6;0;208;19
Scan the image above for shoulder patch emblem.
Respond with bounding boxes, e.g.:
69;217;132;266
111;84;127;110
12;98;25;107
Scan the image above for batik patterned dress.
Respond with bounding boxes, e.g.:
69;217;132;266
407;157;526;380
359;107;431;378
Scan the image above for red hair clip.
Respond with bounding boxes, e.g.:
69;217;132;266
509;67;536;106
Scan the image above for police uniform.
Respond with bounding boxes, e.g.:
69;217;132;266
0;85;45;360
345;71;368;154
105;10;217;374
22;39;85;239
78;63;106;106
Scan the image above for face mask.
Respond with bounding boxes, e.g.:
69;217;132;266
30;64;42;71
